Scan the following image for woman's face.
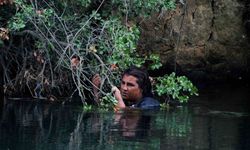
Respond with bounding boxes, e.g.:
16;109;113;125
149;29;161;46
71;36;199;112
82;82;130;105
120;75;142;102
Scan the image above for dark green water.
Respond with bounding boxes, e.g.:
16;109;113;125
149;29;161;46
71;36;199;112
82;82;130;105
0;85;250;150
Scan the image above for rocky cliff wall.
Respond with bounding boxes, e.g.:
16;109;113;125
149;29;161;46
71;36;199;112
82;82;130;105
138;0;250;82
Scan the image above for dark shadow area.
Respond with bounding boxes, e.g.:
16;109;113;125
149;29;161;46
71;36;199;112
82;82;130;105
243;0;250;41
0;63;3;117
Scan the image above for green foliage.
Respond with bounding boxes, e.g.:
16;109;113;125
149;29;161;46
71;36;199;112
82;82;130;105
76;0;91;7
99;18;162;73
147;54;163;70
111;0;176;17
8;0;32;30
8;0;54;31
155;73;199;103
103;18;144;70
160;103;170;110
8;12;27;31
2;0;199;110
83;104;93;111
99;93;118;111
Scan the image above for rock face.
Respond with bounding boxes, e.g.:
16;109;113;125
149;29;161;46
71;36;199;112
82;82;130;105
138;0;250;82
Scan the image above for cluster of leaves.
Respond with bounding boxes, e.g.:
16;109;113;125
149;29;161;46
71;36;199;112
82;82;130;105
99;93;118;111
111;0;175;17
155;73;199;103
83;93;118;111
8;0;54;31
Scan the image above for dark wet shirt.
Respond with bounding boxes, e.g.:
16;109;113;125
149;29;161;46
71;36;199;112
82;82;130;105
133;97;160;110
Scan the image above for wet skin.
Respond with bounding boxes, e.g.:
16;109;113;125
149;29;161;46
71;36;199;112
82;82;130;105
120;75;143;102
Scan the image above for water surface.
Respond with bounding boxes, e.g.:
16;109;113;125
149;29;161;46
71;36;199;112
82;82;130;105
0;85;249;150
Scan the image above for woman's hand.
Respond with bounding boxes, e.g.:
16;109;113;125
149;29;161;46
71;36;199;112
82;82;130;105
112;85;126;109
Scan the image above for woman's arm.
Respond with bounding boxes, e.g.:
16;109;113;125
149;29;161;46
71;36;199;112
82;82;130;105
112;86;126;108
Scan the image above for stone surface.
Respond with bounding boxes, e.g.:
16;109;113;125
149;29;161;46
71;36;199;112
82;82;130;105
138;0;250;82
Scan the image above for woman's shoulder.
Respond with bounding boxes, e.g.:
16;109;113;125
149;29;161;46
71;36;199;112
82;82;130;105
137;97;160;109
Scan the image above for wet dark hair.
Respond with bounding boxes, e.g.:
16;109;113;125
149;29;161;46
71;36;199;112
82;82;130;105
122;66;153;97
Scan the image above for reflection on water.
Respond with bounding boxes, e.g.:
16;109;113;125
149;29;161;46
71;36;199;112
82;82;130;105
0;85;250;150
